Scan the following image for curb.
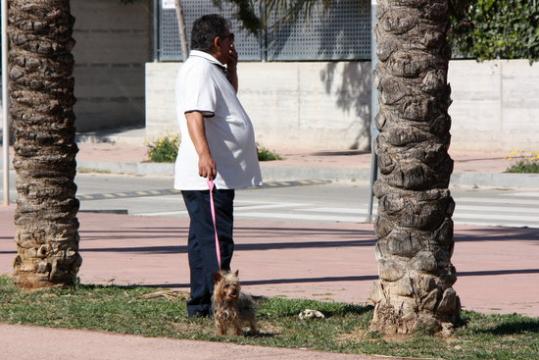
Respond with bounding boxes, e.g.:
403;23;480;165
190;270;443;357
78;161;169;176
451;172;539;189
76;160;539;190
77;161;372;183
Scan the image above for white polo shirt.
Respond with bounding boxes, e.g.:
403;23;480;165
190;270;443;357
174;50;263;190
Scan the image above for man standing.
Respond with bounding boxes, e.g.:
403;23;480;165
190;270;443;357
175;14;262;317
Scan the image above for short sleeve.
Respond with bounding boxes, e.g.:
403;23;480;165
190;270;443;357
180;65;217;117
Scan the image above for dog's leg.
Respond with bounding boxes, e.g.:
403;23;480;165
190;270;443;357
216;320;227;336
249;319;258;335
219;325;227;336
233;320;242;336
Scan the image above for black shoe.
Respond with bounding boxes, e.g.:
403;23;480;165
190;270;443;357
187;304;211;318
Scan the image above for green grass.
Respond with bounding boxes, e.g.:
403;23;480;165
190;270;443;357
505;160;539;173
1;276;538;359
257;145;282;161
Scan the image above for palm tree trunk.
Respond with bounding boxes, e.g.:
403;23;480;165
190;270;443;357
9;0;82;288
369;0;460;335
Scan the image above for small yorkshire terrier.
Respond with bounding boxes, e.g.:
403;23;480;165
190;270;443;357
212;270;257;336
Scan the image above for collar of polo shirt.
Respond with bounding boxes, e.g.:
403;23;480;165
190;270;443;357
190;50;227;70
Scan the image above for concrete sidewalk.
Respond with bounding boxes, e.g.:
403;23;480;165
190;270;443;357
73;140;539;189
0;323;388;360
1;205;539;359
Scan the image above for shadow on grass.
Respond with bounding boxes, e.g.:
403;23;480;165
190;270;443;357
327;304;373;317
480;319;539;335
246;330;275;338
74;283;180;292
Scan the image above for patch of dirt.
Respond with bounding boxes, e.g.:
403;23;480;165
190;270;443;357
140;289;189;300
337;327;370;343
257;321;282;336
338;327;414;344
171;321;204;333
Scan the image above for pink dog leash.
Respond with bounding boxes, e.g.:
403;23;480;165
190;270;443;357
208;179;222;269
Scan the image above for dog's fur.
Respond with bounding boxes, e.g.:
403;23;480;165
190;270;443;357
212;270;257;336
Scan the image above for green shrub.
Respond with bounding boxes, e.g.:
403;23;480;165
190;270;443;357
505;150;539;173
146;135;180;163
450;0;539;62
506;161;539;174
146;137;282;163
257;144;282;161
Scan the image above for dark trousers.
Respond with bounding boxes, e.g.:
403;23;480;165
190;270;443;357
181;189;235;317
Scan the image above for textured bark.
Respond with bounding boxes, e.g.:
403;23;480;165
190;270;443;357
369;0;460;335
9;0;82;288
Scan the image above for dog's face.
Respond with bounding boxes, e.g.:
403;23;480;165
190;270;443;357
214;270;241;303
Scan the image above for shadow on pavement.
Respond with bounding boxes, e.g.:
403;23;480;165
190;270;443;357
73;239;376;254
125;268;539;289
129;274;379;289
456;227;539;242
459;269;539;277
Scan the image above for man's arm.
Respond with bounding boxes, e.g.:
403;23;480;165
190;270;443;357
185;111;216;180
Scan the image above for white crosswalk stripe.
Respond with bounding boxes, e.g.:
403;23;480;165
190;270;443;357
456;197;539;206
504;192;539;198
454;204;539;214
235;196;539;227
132;191;539;228
235;212;362;222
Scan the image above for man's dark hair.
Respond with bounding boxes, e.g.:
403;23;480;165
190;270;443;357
191;14;230;53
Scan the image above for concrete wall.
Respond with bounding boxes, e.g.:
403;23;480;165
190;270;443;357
146;59;539;152
449;60;539;151
145;62;372;151
72;0;151;132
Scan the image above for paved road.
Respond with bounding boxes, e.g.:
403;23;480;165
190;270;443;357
74;174;539;228
1;172;538;228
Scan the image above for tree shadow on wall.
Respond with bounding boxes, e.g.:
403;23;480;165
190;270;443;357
320;62;371;150
319;0;371;151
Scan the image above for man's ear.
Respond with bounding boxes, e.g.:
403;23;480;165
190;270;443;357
212;36;221;51
234;270;239;277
